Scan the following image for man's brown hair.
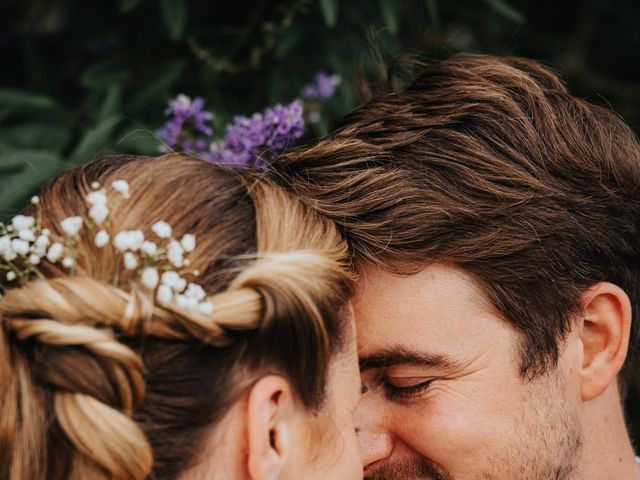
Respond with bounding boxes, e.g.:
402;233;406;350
273;54;640;384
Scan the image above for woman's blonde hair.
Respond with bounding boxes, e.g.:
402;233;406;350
0;154;353;479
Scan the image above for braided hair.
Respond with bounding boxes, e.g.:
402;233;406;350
0;154;353;480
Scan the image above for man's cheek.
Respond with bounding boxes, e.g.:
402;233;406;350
388;388;495;459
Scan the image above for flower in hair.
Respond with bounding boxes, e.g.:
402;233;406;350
111;180;130;199
113;230;145;252
94;230;109;248
141;267;159;289
0;181;214;316
60;216;83;237
180;234;196;252
12;215;35;231
141;241;157;255
123;252;138;270
46;242;64;262
151;221;172;239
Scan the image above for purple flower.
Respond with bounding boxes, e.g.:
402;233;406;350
157;94;214;147
301;71;341;101
263;101;304;152
213;100;305;167
157;93;308;168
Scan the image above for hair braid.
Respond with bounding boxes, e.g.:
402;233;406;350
1;154;355;479
1;278;154;479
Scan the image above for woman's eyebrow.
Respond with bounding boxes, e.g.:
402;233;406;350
359;345;463;372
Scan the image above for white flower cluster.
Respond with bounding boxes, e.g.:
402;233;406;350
0;210;55;281
0;180;213;316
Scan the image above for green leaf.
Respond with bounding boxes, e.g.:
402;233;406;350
484;0;525;24
0;138;14;154
0;89;59;119
160;0;188;40
0;122;72;153
319;0;338;28
425;0;440;27
97;85;122;122
81;61;129;90
0;151;63;219
378;0;399;34
0;151;31;173
68;116;121;166
119;0;143;12
128;61;185;112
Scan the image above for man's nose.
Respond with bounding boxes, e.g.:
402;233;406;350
354;393;394;468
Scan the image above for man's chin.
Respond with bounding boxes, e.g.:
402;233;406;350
363;458;453;480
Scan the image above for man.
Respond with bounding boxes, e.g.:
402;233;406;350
273;55;640;479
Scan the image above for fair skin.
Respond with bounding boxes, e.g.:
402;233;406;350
354;263;640;480
181;325;363;479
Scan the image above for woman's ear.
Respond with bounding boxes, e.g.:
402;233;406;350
577;282;632;401
246;375;298;480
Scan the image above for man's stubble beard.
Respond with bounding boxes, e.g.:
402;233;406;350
363;369;583;480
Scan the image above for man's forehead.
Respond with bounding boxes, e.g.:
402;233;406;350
354;262;490;307
352;263;517;366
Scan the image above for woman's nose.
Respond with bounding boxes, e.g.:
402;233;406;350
353;393;394;469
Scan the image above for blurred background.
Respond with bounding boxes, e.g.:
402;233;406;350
1;0;639;444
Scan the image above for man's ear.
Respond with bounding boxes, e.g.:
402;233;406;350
246;375;298;480
578;282;632;401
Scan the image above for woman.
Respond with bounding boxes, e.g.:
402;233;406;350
0;154;362;479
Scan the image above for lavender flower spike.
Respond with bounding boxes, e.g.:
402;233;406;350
301;71;341;101
157;94;214;147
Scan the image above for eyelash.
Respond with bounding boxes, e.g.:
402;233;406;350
384;379;433;398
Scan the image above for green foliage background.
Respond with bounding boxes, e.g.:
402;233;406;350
1;0;639;446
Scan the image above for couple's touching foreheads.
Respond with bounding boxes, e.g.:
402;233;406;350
1;54;639;480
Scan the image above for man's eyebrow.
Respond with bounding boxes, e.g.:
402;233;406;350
359;345;462;372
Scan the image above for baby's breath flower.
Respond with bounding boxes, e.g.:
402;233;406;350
175;294;198;311
35;235;50;249
86;190;108;206
112;180;130;199
123;252;138;270
32;237;49;257
0;235;11;254
113;230;145;252
141;241;157;256
151;221;172;239
31;196;40;205
198;301;214;316
11;239;29;256
128;231;145;250
185;283;206;301
18;229;36;242
161;270;187;292
141;267;159;289
167;239;184;267
156;284;173;305
12;215;35;231
2;248;17;262
180;234;196;252
60;216;83;237
95;230;109;248
89;204;109;225
46;243;64;263
2;181;203;315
